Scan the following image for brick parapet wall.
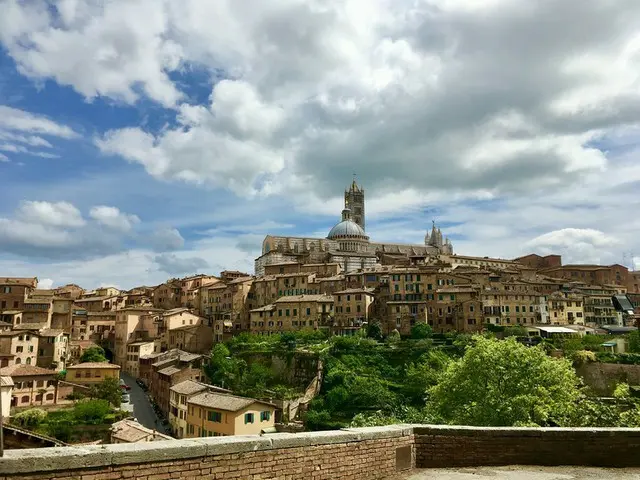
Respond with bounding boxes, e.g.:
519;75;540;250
3;425;640;480
0;425;416;480
414;425;640;468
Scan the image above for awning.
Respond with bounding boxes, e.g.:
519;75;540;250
223;321;233;328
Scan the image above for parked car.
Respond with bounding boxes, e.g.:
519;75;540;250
136;379;148;390
119;379;131;391
121;393;131;404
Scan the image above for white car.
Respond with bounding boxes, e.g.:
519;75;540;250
121;393;131;404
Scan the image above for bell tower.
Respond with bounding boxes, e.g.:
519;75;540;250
344;175;365;231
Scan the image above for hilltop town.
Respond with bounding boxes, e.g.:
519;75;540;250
1;181;639;446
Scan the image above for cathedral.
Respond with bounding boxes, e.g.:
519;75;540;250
255;180;453;275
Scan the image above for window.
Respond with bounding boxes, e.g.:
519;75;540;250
2;286;10;293
293;309;297;316
26;357;31;365
208;411;222;423
244;413;255;424
260;411;271;422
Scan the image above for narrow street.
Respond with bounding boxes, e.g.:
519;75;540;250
120;373;171;435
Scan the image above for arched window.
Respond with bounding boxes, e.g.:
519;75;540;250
15;316;21;324
21;395;29;404
15;357;21;365
46;393;54;401
26;357;31;365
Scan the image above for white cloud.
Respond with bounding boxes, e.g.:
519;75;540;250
18;201;85;227
0;105;78;139
0;0;182;107
525;228;621;265
149;228;185;252
89;206;140;232
3;0;640;284
0;153;8;162
38;278;53;289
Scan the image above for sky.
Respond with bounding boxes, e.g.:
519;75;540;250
1;0;640;290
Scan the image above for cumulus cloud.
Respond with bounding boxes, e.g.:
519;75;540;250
2;0;636;197
89;206;140;232
18;200;85;227
3;0;640;283
0;200;142;259
38;278;53;289
0;0;183;107
524;228;622;266
153;253;208;276
149;228;185;252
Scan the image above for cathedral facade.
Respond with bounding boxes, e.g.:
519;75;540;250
255;180;453;276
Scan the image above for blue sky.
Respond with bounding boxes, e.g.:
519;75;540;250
1;0;639;289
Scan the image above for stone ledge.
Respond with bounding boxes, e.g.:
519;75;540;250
2;424;640;475
412;425;640;437
0;426;414;474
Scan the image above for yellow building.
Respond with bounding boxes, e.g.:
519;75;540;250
169;380;223;438
547;292;585;325
0;330;39;367
186;392;275;437
124;341;155;377
481;289;543;326
332;288;374;335
65;362;121;385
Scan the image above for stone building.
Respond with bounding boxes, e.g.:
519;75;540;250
255;180;454;276
332;288;375;335
249;294;334;335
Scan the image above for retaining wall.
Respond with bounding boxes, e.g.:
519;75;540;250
2;425;640;479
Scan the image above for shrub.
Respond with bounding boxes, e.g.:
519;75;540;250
73;399;111;424
13;408;47;428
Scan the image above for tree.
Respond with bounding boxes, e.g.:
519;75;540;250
410;323;433;340
628;331;640;353
427;336;580;426
205;343;244;389
366;321;383;341
503;326;528;338
89;377;122;407
80;346;107;363
73;399;111;424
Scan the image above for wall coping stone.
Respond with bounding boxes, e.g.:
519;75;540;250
2;424;640;475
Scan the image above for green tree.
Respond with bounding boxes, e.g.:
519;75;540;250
403;350;451;404
80;346;107;363
427;336;580;426
386;329;401;345
89;377;122;407
205;343;245;389
503;326;528;337
13;408;47;428
73;399;111;424
628;331;640;353
410;323;433;340
366;321;383;341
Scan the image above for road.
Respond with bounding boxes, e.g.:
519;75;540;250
120;373;171;435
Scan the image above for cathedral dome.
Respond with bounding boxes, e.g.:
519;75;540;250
327;208;369;240
327;220;368;240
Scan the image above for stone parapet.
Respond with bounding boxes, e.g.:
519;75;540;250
2;424;640;479
414;425;640;468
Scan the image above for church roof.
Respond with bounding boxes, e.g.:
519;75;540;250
327;220;367;240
